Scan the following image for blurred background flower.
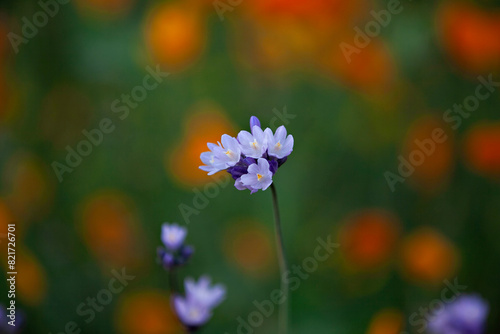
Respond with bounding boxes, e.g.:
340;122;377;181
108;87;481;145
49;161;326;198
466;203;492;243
400;227;460;286
366;309;405;334
114;289;182;334
338;209;401;272
78;190;146;272
223;220;274;278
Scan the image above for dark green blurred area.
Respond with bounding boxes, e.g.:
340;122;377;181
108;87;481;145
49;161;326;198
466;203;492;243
0;0;500;333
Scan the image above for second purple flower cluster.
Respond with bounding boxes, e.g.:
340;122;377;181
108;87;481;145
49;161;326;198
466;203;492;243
200;116;294;193
174;276;226;330
158;223;226;331
157;223;194;269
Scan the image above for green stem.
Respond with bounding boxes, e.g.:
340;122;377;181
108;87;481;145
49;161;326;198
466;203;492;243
169;269;193;334
270;183;289;334
169;268;178;295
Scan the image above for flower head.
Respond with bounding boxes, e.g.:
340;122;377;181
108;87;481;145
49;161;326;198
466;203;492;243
199;116;294;193
161;223;187;250
428;294;489;334
158;223;193;270
173;276;226;329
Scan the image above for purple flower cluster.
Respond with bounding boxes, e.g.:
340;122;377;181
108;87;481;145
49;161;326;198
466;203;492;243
174;276;226;330
428;294;489;334
157;223;194;269
200;116;294;193
157;224;226;331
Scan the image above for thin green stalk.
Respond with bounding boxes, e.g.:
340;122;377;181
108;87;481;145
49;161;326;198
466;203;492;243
270;183;289;334
169;268;178;295
169;269;194;334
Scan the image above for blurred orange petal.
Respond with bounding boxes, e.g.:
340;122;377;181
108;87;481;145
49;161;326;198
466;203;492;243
367;309;405;334
168;103;235;187
236;0;369;73
2;152;54;222
223;220;274;278
339;209;401;271
79;190;145;270
437;2;500;74
400;227;460;285
403;115;454;193
15;248;47;306
145;2;206;71
115;290;181;334
245;0;368;32
464;122;500;178
320;37;397;94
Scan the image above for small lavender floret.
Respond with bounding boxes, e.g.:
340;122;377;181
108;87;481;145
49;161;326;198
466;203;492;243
237;126;267;158
161;223;187;251
265;125;294;159
240;158;273;193
161;252;176;269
